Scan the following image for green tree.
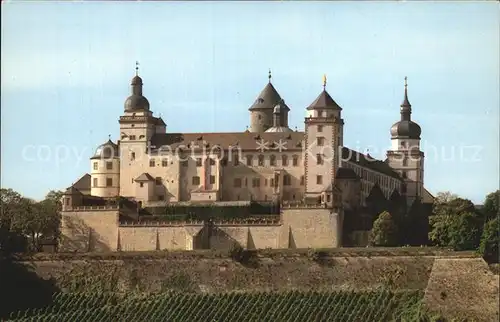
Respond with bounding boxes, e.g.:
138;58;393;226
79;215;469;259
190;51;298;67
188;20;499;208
447;211;482;251
370;211;399;246
479;217;499;263
482;190;499;221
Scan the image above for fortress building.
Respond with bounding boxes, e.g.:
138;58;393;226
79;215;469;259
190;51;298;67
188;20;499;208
60;69;434;252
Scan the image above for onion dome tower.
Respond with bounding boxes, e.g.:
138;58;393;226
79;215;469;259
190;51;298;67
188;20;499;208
265;100;293;133
386;77;424;204
124;62;150;112
90;136;120;198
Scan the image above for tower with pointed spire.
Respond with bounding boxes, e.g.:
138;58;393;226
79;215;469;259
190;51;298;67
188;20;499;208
248;70;289;132
118;63;161;197
386;77;424;204
303;74;344;203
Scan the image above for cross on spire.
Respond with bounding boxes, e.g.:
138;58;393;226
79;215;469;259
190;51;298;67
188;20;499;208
268;69;272;83
135;61;140;76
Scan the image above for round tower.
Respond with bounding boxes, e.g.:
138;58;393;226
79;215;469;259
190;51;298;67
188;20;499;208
248;70;285;132
90;138;120;197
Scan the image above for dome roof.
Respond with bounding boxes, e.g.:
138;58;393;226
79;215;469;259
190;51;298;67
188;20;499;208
390;120;421;139
124;95;150;112
131;75;143;85
265;126;293;133
91;139;119;160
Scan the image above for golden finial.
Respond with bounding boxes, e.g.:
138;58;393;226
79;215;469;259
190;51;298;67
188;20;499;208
322;74;327;90
135;61;140;76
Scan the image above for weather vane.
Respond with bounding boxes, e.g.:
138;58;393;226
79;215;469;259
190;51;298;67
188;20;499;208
404;76;408;88
135;61;140;76
268;69;272;83
323;74;327;90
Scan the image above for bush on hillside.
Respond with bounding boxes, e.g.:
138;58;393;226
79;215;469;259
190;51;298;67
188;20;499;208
479;217;499;263
370;211;399;247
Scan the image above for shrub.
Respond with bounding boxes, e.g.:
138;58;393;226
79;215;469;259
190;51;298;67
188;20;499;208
370;211;399;247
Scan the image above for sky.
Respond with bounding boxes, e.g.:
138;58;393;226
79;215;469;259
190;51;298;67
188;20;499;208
1;1;499;204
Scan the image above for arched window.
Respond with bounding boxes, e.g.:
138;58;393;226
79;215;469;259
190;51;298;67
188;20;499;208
270;155;276;166
282;155;288;166
258;155;265;166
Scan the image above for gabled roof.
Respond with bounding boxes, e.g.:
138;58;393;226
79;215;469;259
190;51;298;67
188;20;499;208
335;167;359;180
63;186;83;196
150;131;305;152
135;173;155;182
248;82;282;111
155;117;166;126
307;90;342;110
72;173;91;192
341;147;403;180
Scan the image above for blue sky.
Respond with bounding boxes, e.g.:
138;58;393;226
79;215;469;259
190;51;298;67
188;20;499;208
1;2;499;203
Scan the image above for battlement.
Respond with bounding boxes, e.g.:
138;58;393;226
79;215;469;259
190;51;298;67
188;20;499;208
64;205;120;211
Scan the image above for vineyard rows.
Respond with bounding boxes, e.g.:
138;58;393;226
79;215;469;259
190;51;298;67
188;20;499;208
8;290;425;322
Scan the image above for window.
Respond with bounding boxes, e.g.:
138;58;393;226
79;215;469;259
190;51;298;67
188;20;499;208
106;178;112;187
155;177;162;185
258;155;264;166
402;171;407;179
270;155;276;166
140;182;144;188
192;176;200;185
317;137;325;146
139;135;145;139
402;157;408;167
93;178;98;187
131;152;136;161
129;135;136;140
283;174;291;186
209;158;216;166
316;175;323;185
292;155;299;166
246;155;253;166
210;175;216;184
316;154;323;165
106;162;113;170
400;141;406;149
282;155;288;166
93;162;98;170
264;178;268;186
234;178;242;188
162;159;168;167
149;159;155;167
270;178;275;187
196;158;202;167
233;155;239;166
252;178;260;188
300;175;304;186
326;194;331;202
158;195;164;201
65;198;69;206
317;125;323;132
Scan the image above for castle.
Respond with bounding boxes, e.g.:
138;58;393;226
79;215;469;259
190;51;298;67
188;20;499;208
59;69;434;252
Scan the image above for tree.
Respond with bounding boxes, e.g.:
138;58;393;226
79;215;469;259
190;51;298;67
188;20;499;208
370;211;399;246
447;211;483;251
479;217;499;263
482;190;499;221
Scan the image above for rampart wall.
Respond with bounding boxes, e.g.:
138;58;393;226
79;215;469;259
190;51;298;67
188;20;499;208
59;207;341;252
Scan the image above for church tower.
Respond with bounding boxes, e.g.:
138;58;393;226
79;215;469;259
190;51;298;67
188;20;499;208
386;77;424;204
248;70;287;132
304;75;344;204
118;63;158;197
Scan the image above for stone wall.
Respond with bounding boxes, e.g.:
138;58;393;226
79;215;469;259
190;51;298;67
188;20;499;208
60;208;340;252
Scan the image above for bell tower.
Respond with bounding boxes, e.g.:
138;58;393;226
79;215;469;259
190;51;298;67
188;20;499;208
386;77;424;204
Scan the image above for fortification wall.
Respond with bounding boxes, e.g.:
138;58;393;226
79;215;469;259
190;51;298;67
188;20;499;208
60;208;340;252
60;208;119;252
